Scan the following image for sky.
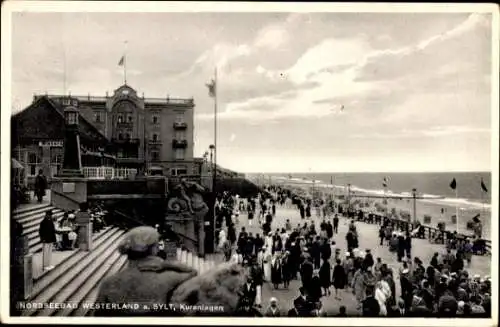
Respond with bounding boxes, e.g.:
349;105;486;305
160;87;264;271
9;8;496;173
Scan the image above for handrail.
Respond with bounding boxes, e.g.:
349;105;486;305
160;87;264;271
348;209;491;254
51;189;81;206
114;210;146;227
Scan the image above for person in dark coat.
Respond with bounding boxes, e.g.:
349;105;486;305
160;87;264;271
293;287;312;317
300;257;314;289
332;259;347;300
346;230;356;253
271;255;283;289
299;205;305;219
400;270;414;310
271;203;276;216
310;237;322;269
307;271;322;303
326;221;334;239
320;239;332;261
336;306;347;317
319;259;331;296
281;252;292;288
397;233;406;262
362;287;381;317
240;276;258;308
333;215;339;233
379;226;386;246
228;223;237;245
254;234;264;254
363;249;374;269
34;169;47;203
404;232;412;259
305;205;311;218
244;233;255;259
39;210;56;270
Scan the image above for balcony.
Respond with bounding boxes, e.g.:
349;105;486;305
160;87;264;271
112;138;140;144
172;139;188;149
149;139;162;145
173;122;188;130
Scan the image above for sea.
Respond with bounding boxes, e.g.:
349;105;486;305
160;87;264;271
249;172;493;239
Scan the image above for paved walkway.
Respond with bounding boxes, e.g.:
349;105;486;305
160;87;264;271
236;204;491;316
13;191;51;214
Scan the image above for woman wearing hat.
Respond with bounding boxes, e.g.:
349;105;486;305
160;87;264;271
94;226;197;316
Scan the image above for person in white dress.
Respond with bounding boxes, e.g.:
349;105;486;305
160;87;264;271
218;229;227;251
263;247;273;282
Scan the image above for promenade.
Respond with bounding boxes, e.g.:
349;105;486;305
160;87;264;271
236;204;491;316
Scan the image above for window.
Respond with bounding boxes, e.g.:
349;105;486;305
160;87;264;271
175;148;186;160
127;114;133;123
125;133;131;140
177;168;188;176
151;151;160;162
117;150;123;158
94;112;103;123
152;133;159;142
117;115;123;123
152;115;159;124
175;112;184;123
50;149;63;177
27;151;41;176
175;130;186;140
118;133;123;140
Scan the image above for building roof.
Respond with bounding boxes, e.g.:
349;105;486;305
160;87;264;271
11;96;110;147
33;84;195;110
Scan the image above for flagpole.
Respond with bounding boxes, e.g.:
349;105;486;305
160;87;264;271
124;41;128;85
455;188;459;233
212;67;218;253
213;66;218;190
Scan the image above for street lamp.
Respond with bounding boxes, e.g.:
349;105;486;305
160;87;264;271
208;144;217;253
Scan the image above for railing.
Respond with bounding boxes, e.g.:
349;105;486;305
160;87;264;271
83;167;137;180
344;209;491;255
172;139;188;148
173;122;188;129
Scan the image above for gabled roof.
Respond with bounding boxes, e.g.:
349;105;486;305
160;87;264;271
11;96;109;146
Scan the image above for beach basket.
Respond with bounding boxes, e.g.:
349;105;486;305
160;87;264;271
423;215;432;224
451;215;457;224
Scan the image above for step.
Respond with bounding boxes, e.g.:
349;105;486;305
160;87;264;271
31;227;117;299
23;228;126;316
21;209;65;232
74;248;214;317
13;203;52;217
65;254;128;317
15;207;61;225
36;242;121;317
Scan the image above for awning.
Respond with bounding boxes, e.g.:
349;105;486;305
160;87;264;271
11;158;24;169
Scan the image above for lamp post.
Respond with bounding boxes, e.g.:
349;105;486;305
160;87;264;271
209;144;216;252
59;105;84;177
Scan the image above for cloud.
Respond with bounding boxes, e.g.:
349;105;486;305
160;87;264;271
10;11;493;172
349;126;491;140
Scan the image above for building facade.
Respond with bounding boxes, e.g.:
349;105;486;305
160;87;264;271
12;83;196;184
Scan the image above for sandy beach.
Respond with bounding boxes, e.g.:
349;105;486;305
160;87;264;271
270;177;491;240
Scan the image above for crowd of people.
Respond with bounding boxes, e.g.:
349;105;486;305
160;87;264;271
215;185;492;318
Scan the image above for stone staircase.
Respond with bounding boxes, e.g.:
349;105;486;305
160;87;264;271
13;204;222;317
14;204;65;253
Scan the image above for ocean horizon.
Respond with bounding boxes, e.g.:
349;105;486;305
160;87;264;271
247;171;492;209
247;171;493;238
